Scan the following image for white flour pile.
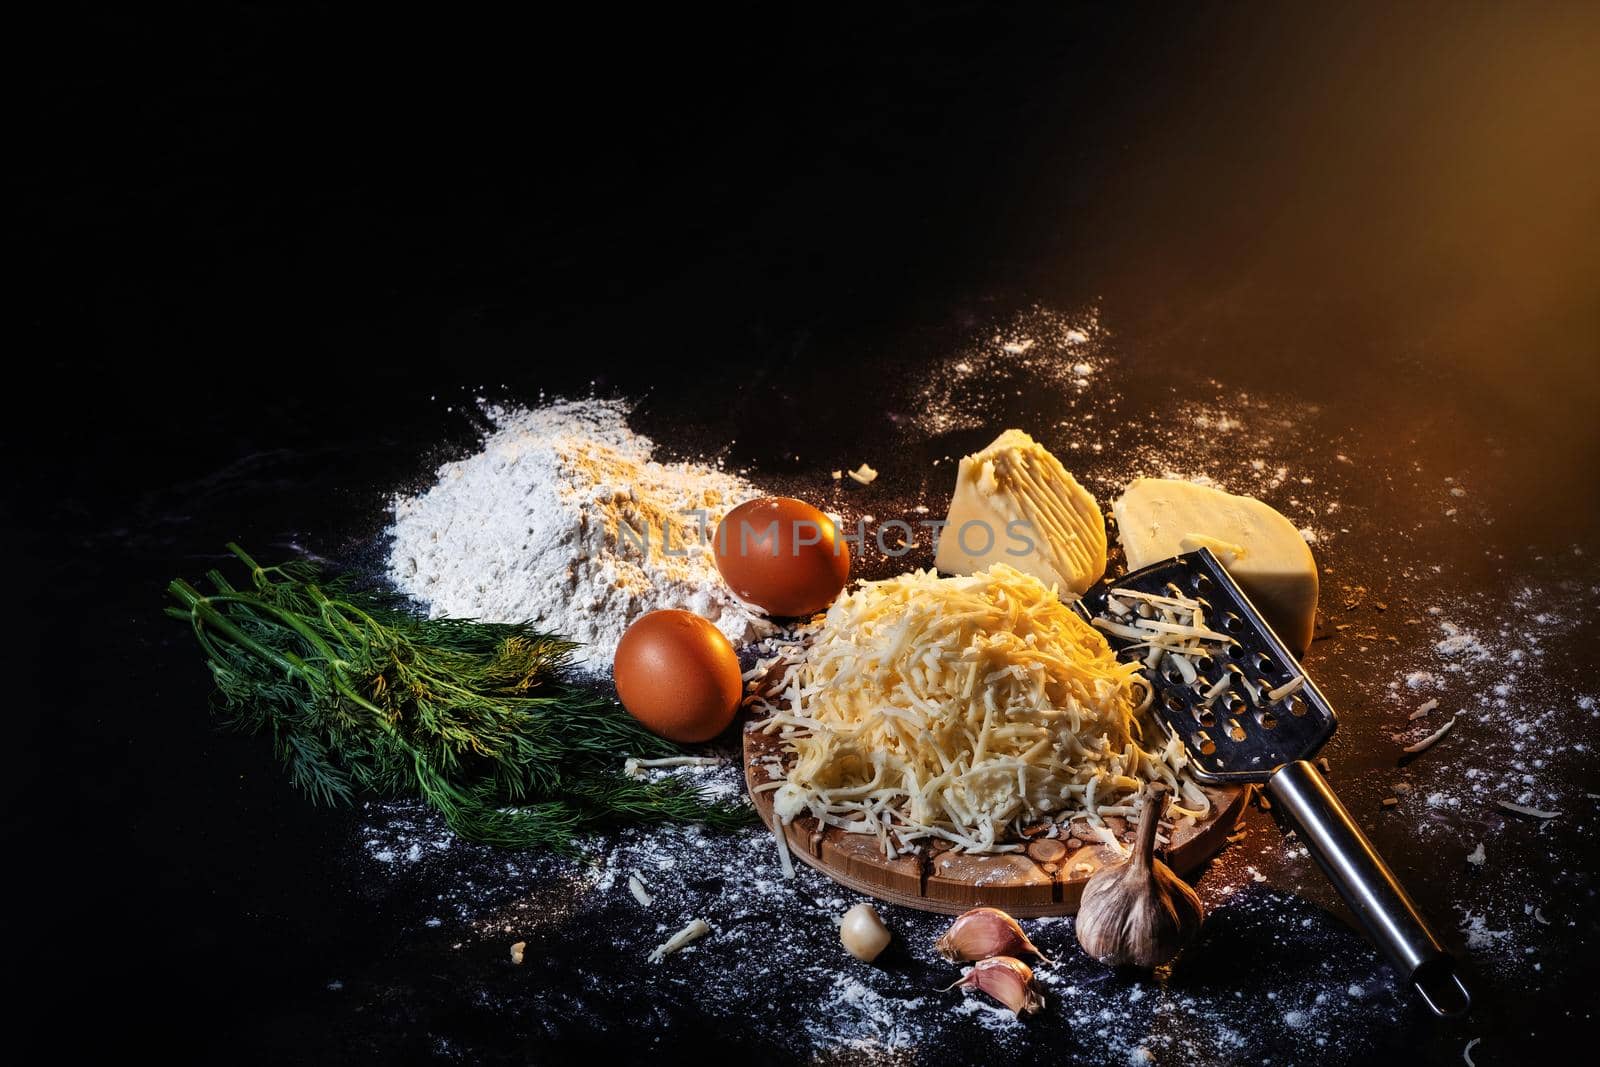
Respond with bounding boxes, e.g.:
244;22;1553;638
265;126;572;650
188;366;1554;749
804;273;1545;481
388;399;775;669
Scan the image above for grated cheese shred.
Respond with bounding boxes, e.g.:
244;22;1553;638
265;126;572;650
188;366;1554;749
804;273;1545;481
746;564;1204;856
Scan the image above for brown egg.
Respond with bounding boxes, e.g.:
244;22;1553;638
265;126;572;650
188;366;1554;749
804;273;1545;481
713;497;851;617
612;610;742;743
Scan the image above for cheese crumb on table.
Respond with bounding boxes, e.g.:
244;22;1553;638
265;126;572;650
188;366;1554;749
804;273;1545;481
648;919;711;963
848;463;878;485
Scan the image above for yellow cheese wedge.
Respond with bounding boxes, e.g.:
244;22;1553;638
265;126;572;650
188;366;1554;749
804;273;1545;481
1112;478;1319;655
933;429;1107;596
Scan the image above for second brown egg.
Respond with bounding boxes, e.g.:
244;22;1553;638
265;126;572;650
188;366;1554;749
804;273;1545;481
713;496;850;617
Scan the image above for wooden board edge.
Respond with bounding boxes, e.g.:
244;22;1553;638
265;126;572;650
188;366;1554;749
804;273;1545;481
742;719;1251;916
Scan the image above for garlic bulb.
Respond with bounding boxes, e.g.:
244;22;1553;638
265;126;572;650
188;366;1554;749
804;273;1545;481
1074;785;1205;968
935;907;1054;964
839;902;892;962
942;956;1045;1016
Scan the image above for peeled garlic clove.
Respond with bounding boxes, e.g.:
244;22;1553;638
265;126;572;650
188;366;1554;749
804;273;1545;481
839;902;892;962
1074;785;1205;969
942;956;1045;1017
935;906;1054;964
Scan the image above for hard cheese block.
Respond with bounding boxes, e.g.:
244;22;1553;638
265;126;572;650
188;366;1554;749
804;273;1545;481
934;429;1106;595
1112;478;1319;655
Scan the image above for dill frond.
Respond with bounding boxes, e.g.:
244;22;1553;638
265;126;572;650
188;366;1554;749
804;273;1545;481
168;544;752;851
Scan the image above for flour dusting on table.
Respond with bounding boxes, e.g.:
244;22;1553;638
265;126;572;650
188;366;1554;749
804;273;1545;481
900;308;1346;553
349;758;1405;1065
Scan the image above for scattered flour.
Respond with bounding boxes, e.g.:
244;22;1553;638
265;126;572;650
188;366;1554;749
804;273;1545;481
349;754;1406;1065
1359;568;1597;989
388;399;775;669
1459;912;1513;951
911;309;1106;438
901;308;1347;561
1434;622;1490;661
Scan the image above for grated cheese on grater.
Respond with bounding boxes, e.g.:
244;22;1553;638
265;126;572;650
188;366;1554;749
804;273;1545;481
745;564;1207;857
1093;586;1250;707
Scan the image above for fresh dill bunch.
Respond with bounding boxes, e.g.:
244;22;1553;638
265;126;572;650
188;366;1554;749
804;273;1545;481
167;544;752;851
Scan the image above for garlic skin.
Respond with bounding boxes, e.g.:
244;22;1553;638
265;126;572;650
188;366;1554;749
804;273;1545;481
935;907;1054;964
1074;785;1205;968
943;956;1045;1016
839;902;892;962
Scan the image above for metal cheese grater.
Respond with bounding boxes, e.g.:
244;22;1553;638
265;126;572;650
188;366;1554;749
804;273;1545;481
1074;548;1471;1018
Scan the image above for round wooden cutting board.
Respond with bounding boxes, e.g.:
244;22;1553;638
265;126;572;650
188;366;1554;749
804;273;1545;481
743;720;1249;917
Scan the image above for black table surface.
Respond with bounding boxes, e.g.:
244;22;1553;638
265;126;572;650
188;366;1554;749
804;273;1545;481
16;4;1600;1064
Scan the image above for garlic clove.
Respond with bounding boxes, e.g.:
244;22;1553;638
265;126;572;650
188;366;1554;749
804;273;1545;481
942;956;1046;1017
935;906;1054;964
839;902;893;962
1074;784;1205;969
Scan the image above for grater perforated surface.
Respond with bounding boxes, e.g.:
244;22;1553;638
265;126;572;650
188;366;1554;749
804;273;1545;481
1075;548;1336;783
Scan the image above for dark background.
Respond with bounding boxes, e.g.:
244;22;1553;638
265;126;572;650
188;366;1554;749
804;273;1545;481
15;2;1600;1063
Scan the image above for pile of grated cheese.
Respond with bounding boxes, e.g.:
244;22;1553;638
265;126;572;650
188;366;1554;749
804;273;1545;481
747;564;1207;857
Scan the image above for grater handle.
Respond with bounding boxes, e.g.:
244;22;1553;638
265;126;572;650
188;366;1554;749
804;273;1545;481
1266;760;1471;1018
